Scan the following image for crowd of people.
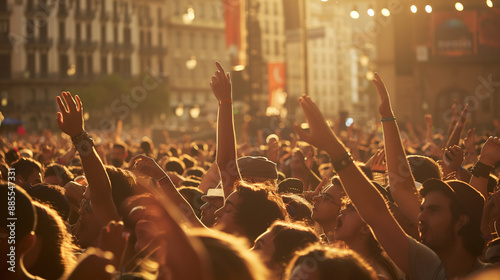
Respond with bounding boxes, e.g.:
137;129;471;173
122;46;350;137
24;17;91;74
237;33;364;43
1;62;500;280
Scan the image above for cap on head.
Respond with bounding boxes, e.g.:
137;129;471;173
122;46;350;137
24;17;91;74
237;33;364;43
201;188;224;203
420;179;484;227
238;156;278;180
278;178;304;195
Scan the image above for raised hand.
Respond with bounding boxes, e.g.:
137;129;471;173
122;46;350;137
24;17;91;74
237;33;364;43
56;91;84;138
98;220;129;270
424;114;433;127
266;135;279;164
369;149;386;173
479;136;500;167
129;154;166;181
293;95;339;153
209;62;231;102
443;145;465;172
372;73;394;119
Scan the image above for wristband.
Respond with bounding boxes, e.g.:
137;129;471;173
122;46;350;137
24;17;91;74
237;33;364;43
331;152;354;172
381;117;396;122
71;131;94;155
219;99;232;105
470;161;493;178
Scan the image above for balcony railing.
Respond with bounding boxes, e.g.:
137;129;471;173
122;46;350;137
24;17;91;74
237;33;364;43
25;38;53;50
57;39;72;51
74;41;98;52
100;11;110;22
75;9;97;21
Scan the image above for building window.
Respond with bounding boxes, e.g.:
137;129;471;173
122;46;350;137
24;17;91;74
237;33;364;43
86;23;92;42
101;56;108;74
124;27;131;44
113;26;118;44
86;56;93;76
76;55;84;77
112;56;120;74
59;22;65;41
122;58;131;77
176;32;181;48
76;23;81;43
147;32;152;47
158;32;162;47
59;54;68;77
27;53;35;78
0;54;11;79
101;25;106;43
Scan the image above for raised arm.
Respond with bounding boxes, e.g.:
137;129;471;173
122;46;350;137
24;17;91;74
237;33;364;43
129;154;206;228
469;136;500;199
445;104;468;148
210;62;240;198
373;73;421;227
294;94;411;274
56;92;119;226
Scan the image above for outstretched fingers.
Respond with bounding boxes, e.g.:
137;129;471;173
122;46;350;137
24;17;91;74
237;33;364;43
62;91;77;113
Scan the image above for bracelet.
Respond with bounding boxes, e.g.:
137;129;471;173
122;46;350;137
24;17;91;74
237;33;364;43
470;161;493;178
381;117;396;122
219;99;232;105
72;131;94;155
331;152;354;172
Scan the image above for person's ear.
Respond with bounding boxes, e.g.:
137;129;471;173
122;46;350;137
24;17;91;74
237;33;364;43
455;215;470;231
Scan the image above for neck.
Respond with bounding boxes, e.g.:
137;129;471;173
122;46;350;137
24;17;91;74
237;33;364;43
435;242;478;279
320;221;338;243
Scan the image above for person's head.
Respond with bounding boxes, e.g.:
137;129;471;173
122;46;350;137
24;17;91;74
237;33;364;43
25;201;78;280
178;186;204;218
105;166;136;216
312;177;345;227
407;155;442;184
11;157;43;189
214;181;288;243
140;138;154;156
285;245;377;280
485;237;500;263
0;181;37;273
5;148;20;165
28;183;70;221
111;143;128;167
281;194;314;226
200;188;225;227
252;221;318;272
238;156;278;186
278;178;304;195
180;154;196;169
193;229;268;280
419;179;485;257
164;157;185;176
43;163;74;187
183;166;206;180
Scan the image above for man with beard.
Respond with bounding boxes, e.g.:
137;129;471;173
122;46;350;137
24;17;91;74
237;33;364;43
111;143;128;168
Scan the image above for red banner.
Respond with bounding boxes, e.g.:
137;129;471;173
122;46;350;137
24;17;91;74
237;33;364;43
268;63;286;107
224;0;241;52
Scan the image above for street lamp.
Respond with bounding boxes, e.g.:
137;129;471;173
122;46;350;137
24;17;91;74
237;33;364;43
186;55;197;70
189;105;200;119
182;6;195;24
175;103;184;117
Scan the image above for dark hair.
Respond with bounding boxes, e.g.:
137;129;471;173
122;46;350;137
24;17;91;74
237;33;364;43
140;139;153;156
184;167;206;179
27;202;78;280
180;177;201;188
234;182;288;242
112;143;127;153
164;158;185;176
5;148;20;165
285;245;377;280
105;166;135;216
44;163;74;187
194;230;268;280
0;181;37;236
269;221;319;267
178;186;204;218
422;182;485;257
407;155;442;183
28;183;70;221
281;194;314;226
11;157;42;183
180;154;196;169
67;166;84;177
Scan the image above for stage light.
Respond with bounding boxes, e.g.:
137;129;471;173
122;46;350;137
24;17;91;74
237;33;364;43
411;5;417;13
425;5;432;13
455;2;464;11
381;8;390;17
